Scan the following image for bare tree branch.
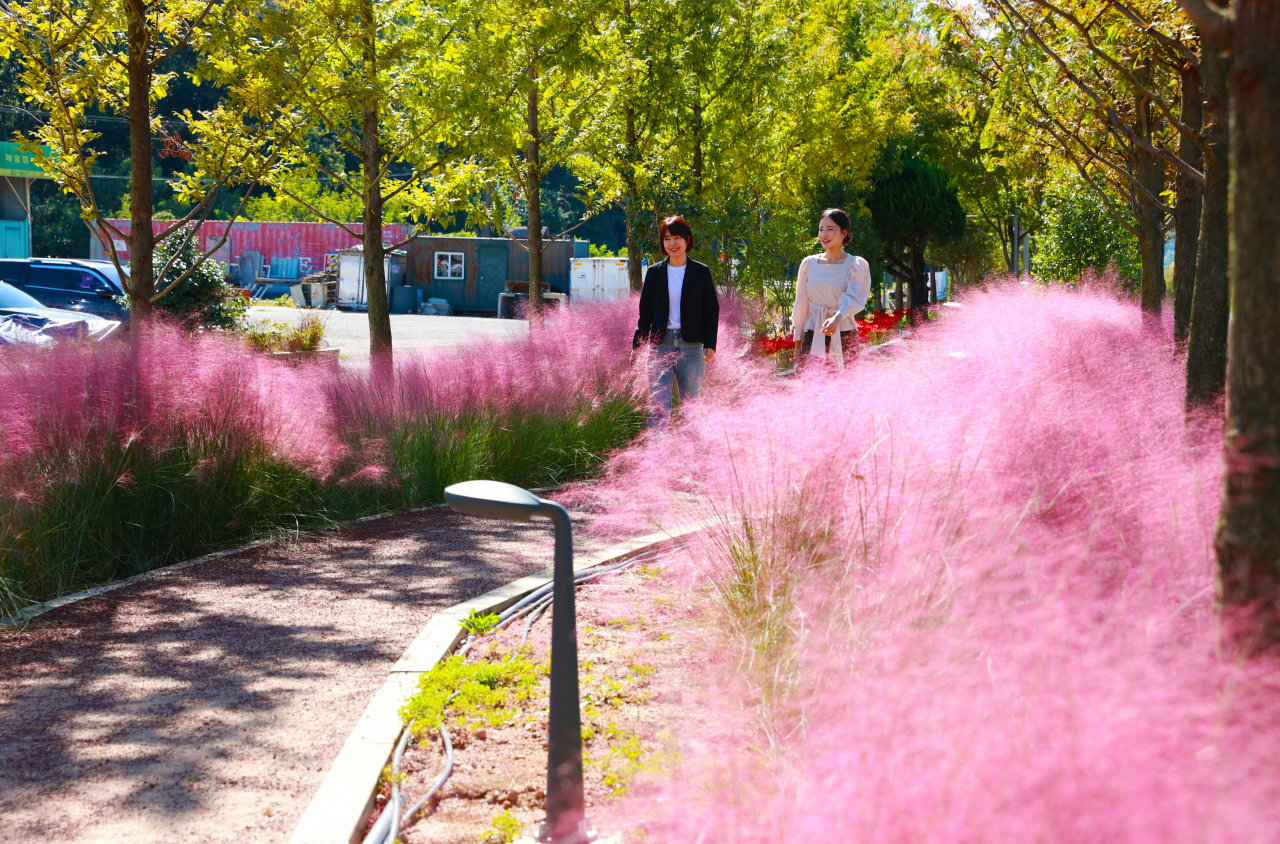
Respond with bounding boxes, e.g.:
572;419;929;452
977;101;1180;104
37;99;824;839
150;166;272;304
1107;0;1200;65
1176;0;1234;49
1025;0;1209;154
273;184;363;239
149;0;219;68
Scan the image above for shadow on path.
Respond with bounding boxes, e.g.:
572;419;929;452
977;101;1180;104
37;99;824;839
0;506;601;843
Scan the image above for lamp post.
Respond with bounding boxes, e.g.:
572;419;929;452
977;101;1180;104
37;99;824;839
443;480;595;844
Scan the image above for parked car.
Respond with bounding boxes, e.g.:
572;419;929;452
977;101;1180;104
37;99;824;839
0;281;122;345
0;258;128;321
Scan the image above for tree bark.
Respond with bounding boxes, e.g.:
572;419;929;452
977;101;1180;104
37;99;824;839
525;61;544;311
908;242;929;322
624;105;642;292
126;8;154;318
1215;0;1280;651
1173;62;1204;344
1186;35;1230;407
691;97;704;199
1134;63;1165;316
360;0;391;378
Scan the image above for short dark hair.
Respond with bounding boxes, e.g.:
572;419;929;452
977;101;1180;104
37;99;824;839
821;208;853;245
659;215;694;254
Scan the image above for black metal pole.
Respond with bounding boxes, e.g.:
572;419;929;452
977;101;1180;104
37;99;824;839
538;500;590;843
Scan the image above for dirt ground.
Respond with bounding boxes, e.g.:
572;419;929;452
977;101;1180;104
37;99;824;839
380;559;713;844
0;503;613;844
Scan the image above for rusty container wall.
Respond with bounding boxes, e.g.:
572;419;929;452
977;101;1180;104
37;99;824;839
89;220;414;276
408;236;576;314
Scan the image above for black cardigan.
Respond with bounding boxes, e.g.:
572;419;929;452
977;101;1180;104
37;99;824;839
634;258;720;350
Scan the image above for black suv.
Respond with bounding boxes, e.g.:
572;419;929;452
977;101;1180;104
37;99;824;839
0;259;128;320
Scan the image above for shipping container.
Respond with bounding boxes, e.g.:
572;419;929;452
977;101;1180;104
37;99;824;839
569;257;631;303
88;220;414;279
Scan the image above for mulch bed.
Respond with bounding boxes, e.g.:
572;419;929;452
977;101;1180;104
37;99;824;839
383;559;713;844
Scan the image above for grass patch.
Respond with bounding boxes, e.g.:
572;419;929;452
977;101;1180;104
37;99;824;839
400;652;545;732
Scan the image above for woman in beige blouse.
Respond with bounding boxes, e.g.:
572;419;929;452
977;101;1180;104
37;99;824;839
791;208;873;369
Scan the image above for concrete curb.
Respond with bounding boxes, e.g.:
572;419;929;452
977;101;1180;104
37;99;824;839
288;521;706;844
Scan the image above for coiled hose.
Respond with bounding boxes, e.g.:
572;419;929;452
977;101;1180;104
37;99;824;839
360;549;660;844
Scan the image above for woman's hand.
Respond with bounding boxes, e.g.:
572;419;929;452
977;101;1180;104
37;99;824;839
704;348;716;364
821;314;840;336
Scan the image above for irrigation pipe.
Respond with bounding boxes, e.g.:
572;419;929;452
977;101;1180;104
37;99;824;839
399;726;454;826
364;548;661;842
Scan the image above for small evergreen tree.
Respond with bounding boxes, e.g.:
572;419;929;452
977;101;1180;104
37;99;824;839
138;228;248;330
867;144;965;316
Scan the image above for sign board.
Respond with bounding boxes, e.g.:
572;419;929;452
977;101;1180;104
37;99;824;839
0;142;49;179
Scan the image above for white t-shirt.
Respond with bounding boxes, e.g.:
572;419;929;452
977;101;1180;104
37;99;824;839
667;262;686;330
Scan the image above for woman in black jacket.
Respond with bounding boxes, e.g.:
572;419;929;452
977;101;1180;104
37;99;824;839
634;215;719;428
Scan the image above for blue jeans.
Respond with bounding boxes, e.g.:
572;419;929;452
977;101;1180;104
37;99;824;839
648;329;705;428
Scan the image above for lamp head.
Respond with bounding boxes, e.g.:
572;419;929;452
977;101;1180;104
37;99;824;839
445;480;546;522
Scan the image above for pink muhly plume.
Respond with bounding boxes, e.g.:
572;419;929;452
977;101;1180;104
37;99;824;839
587;283;1280;842
0;322;348;479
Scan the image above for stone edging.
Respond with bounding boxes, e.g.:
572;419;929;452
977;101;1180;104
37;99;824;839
287;521;706;844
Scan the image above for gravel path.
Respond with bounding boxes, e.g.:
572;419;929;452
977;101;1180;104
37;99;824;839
0;505;608;844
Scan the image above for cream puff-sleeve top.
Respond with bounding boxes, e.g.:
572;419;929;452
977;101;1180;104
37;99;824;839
791;253;873;344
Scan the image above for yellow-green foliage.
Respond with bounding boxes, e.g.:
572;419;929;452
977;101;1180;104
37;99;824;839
400;653;544;731
460;608;501;636
484;810;525;844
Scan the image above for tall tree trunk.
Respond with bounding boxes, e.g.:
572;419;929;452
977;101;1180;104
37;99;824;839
1173;63;1204;344
1135;64;1165;316
1186;34;1230;407
1001;215;1015;274
624;105;642;292
691;97;704;199
1215;0;1280;651
360;0;391;378
525;61;544;311
126;10;154;318
908;243;929;323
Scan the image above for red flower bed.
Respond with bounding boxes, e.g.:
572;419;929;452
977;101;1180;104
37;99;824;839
755;334;796;356
754;311;912;354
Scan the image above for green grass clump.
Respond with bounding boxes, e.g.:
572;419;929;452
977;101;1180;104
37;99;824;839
0;398;644;619
400;653;545;732
460;609;502;637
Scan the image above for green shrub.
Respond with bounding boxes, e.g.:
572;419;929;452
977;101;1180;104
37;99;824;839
142;226;249;330
244;312;326;353
1036;177;1141;287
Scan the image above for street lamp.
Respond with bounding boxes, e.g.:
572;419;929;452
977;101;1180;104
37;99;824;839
444;480;595;844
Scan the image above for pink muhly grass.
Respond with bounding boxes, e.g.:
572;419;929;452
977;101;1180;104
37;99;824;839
0;321;346;478
584;283;1280;841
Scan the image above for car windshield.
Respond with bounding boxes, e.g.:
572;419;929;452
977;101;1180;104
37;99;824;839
0;280;44;309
